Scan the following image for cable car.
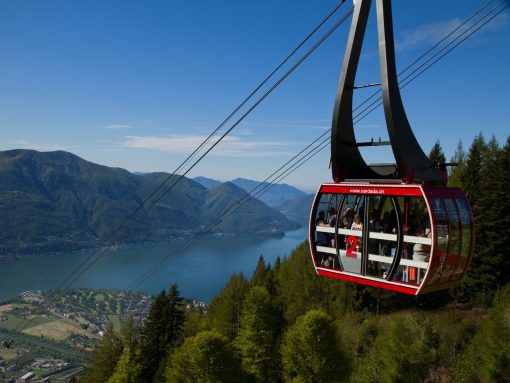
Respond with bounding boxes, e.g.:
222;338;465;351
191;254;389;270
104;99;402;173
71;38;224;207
309;0;474;294
310;182;474;295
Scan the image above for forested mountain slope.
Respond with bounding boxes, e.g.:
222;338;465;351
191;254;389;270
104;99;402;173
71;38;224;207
0;150;298;256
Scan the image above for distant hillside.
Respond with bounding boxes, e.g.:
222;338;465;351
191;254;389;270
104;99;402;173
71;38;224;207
0;150;299;256
277;193;315;226
193;176;222;189
230;178;307;208
194;176;307;208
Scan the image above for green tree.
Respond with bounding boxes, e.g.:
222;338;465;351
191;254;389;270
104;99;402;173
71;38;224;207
138;290;168;383
107;348;142;383
281;309;350;383
120;314;139;352
138;285;185;383
498;137;510;281
165;331;243;383
471;136;502;298
370;313;437;383
478;291;510;382
207;272;249;339
164;284;185;350
278;241;359;322
277;242;327;323
448;140;466;187
454;286;510;382
462;133;486;209
85;322;123;383
182;308;209;339
250;255;274;294
235;286;279;382
429;140;446;166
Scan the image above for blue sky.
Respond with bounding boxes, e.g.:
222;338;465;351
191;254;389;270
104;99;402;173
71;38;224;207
0;0;509;191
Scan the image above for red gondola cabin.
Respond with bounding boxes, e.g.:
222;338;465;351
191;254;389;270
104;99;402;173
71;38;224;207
309;182;474;295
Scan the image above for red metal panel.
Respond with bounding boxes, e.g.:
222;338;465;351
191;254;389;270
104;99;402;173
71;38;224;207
320;183;423;197
317;268;419;295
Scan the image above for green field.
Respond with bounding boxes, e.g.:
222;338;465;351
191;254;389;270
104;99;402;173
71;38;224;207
107;314;121;331
0;328;88;360
0;348;18;361
0;315;55;331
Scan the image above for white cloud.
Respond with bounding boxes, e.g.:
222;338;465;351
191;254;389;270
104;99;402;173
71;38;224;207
485;11;510;32
397;11;510;52
238;129;255;135
103;124;130;130
397;18;463;52
122;134;296;157
248;120;330;131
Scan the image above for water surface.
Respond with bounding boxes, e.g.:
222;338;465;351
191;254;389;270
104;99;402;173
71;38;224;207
0;228;307;303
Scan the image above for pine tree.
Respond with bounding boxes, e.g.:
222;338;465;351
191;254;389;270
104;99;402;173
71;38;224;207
250;255;270;288
473;137;501;293
498;136;510;282
462;133;486;209
85;322;123;383
207;272;249;339
448;140;466;187
120;314;139;353
271;256;282;297
138;285;185;383
138;290;168;383
429;140;446;166
278;241;358;321
460;135;510;303
235;286;279;382
164;284;185;350
277;241;326;323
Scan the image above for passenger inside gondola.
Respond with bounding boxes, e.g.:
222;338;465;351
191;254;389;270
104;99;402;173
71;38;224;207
413;228;431;262
351;214;363;231
338;215;350;249
379;218;395;257
328;207;337;226
321;254;337;268
368;210;381;255
315;211;329;246
343;207;354;228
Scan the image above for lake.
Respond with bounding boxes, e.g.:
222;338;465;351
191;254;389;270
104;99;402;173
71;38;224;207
0;227;308;303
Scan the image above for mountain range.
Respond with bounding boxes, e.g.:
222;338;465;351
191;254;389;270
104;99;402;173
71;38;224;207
193;176;308;208
194;176;314;226
0;150;301;256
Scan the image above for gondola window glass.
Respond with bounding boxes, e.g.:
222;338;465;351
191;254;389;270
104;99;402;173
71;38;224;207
456;198;473;260
366;196;397;279
338;194;364;275
314;193;339;268
445;198;461;275
431;198;449;279
401;196;431;284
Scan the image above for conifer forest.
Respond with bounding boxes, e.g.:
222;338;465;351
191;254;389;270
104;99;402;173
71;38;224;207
82;134;510;382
